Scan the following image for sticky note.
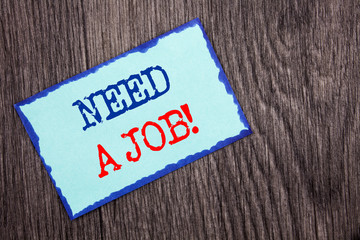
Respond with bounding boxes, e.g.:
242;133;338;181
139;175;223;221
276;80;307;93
14;18;252;219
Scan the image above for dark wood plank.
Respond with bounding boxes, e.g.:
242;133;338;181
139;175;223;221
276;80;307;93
1;0;359;239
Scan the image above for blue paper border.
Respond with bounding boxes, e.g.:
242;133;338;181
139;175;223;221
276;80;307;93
14;18;252;220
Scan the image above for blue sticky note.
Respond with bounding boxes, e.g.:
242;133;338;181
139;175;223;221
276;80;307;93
15;18;252;219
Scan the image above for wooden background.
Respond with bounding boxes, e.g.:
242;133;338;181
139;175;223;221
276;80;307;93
1;0;359;239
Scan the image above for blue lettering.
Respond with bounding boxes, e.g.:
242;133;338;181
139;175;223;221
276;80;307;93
72;65;170;131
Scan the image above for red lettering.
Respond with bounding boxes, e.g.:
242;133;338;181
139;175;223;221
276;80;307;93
142;121;166;151
121;127;141;162
158;110;190;145
97;103;198;178
98;144;122;178
180;103;199;134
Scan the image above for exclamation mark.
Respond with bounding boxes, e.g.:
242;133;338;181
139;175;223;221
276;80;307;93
180;103;199;134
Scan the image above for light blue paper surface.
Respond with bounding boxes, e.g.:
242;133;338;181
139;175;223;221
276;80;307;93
15;18;252;219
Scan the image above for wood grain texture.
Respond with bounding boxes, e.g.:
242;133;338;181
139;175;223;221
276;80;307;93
1;0;359;239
